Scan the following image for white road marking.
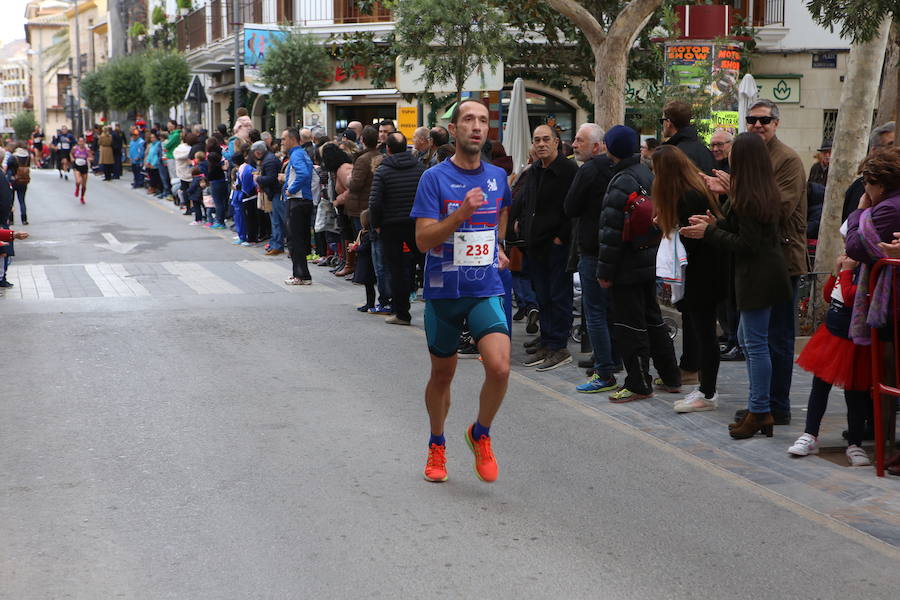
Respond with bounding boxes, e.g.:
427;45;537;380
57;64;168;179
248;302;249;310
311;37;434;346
82;263;150;297
161;261;242;295
95;232;140;254
235;260;332;292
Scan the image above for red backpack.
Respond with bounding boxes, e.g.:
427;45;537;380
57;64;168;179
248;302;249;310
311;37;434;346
622;186;659;249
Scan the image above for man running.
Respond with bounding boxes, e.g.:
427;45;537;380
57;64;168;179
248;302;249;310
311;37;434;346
52;126;75;180
410;99;512;483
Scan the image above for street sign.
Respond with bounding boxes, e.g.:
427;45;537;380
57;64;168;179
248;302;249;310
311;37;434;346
753;76;801;104
397;106;418;140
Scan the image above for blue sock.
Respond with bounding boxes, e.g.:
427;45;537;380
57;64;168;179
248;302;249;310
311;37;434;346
471;421;490;440
429;433;445;447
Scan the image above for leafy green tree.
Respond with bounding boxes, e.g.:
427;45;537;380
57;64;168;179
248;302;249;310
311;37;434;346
80;67;110;114
104;54;149;113
393;0;512;103
11;111;37;141
804;1;895;274
259;31;331;117
143;50;191;112
806;0;896;42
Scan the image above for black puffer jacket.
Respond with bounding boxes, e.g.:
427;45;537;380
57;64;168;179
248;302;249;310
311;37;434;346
596;155;656;284
664;126;715;175
510;153;578;249
563;153;614;258
368;151;426;228
254;151;283;200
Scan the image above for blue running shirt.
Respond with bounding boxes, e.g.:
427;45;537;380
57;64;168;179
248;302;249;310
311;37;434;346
410;159;512;300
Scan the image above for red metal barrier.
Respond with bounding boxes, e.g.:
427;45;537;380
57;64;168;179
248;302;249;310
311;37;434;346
869;258;900;477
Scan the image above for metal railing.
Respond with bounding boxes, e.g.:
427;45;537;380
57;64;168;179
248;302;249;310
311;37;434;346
176;6;208;51
869;258;899;477
753;0;785;27
297;0;392;26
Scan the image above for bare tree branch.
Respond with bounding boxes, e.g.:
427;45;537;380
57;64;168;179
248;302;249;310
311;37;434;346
545;0;606;47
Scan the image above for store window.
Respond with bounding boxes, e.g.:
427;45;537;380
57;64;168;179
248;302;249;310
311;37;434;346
500;88;577;142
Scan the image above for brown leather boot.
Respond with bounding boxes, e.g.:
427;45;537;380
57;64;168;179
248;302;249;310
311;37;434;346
335;244;356;277
729;412;774;439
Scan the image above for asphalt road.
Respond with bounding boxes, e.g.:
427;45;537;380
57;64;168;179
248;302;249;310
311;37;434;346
3;169;899;599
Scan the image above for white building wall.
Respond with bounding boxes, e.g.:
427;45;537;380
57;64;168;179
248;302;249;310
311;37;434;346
768;3;849;51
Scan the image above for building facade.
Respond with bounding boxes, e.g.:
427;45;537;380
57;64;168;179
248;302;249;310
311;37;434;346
0;41;30;136
736;0;853;171
172;0;589;140
25;0;70;136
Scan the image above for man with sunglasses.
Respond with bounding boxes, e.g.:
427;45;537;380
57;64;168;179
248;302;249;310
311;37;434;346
730;99;807;426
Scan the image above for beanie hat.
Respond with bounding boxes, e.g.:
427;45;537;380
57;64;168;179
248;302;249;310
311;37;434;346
604;125;638;160
342;128;357;142
251;140;267;154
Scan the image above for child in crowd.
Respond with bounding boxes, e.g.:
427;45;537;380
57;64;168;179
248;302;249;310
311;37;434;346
186;167;207;226
789;251;873;466
351;209;376;312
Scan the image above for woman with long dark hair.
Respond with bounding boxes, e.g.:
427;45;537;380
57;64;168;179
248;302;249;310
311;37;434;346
681;132;792;439
652;145;726;412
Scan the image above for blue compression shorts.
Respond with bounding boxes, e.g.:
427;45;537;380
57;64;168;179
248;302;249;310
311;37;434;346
424;296;509;358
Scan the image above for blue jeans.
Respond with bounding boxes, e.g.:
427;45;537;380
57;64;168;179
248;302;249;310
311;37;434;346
578;256;616;378
512;272;537;309
210;180;228;225
528;243;574;351
768;276;799;414
269;194;289;250
738;306;774;413
158;160;171;194
371;232;392;305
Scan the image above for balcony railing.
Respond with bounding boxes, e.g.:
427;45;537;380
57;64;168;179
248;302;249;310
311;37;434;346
298;0;392;26
754;0;784;26
177;6;208;52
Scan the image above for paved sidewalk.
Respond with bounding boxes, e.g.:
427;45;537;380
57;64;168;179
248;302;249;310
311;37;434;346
510;319;900;548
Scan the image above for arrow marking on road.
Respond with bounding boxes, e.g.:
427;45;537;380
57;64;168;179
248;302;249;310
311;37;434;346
95;232;140;254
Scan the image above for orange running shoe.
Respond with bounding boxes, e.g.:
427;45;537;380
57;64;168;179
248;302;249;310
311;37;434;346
424;443;448;482
465;425;498;482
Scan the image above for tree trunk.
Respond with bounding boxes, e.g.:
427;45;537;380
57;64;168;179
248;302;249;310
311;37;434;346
547;0;661;128
594;42;630;130
814;19;892;275
875;21;899;126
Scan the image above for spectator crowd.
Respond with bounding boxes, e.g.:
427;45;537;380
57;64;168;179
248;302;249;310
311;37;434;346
1;99;899;473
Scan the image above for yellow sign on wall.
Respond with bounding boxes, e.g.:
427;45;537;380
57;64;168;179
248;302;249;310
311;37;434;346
398;106;418;142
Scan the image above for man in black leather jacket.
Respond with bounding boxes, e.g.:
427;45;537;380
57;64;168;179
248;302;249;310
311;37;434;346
597;125;680;402
512;124;578;372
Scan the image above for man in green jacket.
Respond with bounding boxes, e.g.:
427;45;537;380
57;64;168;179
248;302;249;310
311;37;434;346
164;120;181;161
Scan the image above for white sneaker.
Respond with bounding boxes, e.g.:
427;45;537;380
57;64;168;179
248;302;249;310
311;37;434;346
673;390;718;413
788;433;819;456
846;445;871;467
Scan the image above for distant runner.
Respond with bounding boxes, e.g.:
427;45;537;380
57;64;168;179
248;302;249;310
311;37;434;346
52;126;76;180
410;99;512;483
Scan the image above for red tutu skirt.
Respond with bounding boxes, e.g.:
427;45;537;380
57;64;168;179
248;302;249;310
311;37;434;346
796;324;871;391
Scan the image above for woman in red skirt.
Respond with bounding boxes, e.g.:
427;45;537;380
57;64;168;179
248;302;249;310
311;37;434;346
789;252;872;466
